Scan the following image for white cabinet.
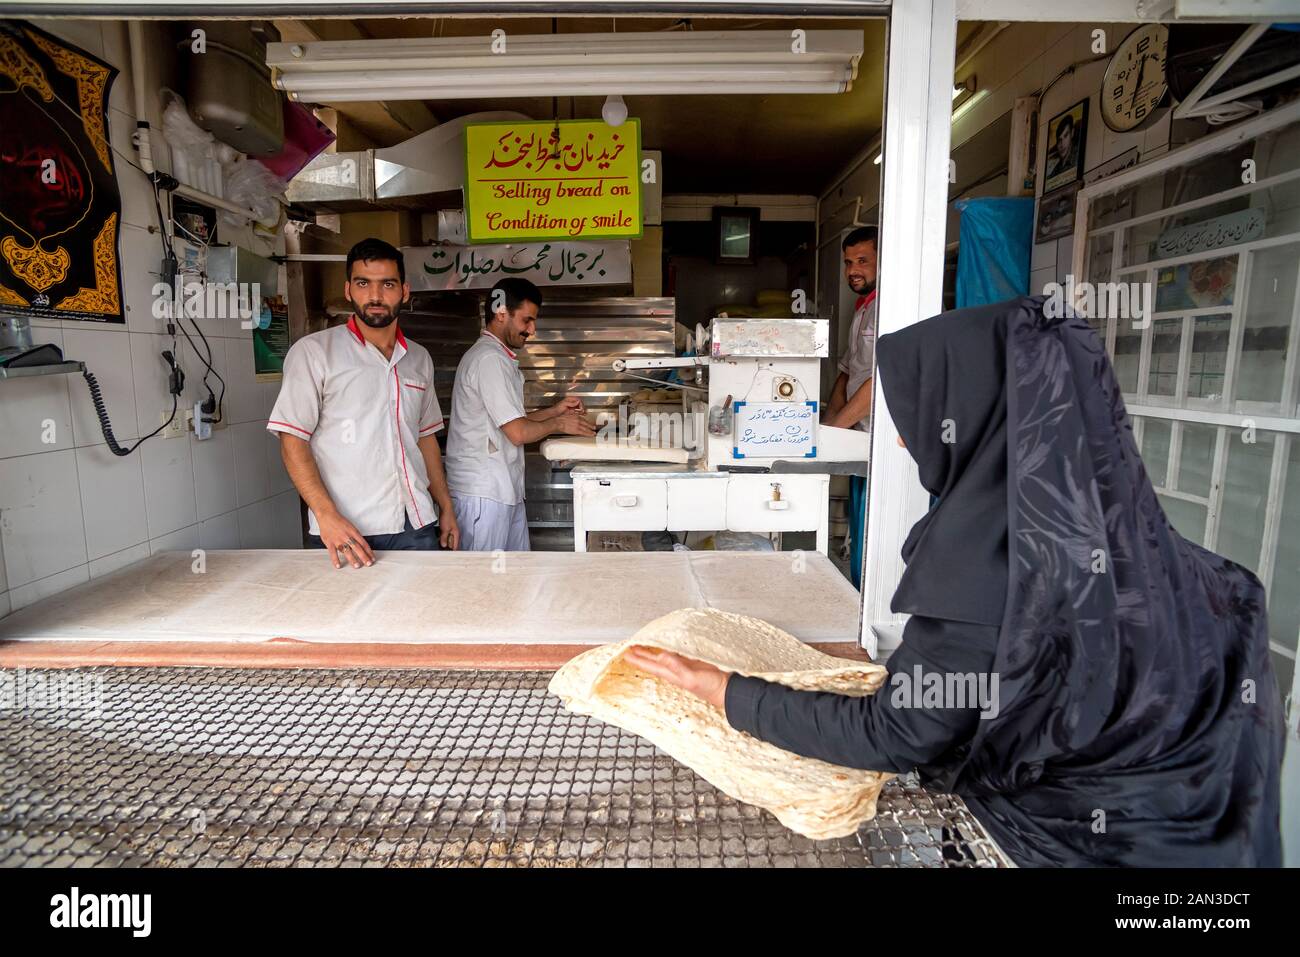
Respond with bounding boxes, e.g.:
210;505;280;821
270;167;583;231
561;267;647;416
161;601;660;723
725;474;828;533
571;470;830;554
667;478;729;530
575;478;667;533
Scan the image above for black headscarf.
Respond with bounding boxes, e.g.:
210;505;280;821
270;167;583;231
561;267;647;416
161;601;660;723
875;295;1284;867
876;302;1009;627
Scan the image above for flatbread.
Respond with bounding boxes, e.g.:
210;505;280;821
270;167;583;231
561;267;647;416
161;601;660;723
548;607;892;840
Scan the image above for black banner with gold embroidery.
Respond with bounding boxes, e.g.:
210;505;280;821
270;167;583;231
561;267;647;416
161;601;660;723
0;21;124;322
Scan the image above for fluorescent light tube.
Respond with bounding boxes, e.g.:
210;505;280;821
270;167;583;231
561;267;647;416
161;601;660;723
268;30;864;102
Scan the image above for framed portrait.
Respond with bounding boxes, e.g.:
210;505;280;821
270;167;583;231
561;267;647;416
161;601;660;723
1036;181;1081;244
1043;98;1089;194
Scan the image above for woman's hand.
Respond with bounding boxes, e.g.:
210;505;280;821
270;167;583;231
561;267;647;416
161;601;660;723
621;646;731;712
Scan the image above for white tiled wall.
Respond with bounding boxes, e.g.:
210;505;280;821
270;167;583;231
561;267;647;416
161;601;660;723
951;22;1175;295
0;20;302;617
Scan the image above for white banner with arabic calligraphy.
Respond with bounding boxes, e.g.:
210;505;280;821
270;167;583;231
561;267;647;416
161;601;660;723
401;242;631;291
1156;208;1266;259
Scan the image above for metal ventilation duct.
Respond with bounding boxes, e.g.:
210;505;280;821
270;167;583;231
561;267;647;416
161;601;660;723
285;111;531;212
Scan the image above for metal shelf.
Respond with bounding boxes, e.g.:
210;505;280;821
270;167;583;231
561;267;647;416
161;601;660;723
0;360;86;380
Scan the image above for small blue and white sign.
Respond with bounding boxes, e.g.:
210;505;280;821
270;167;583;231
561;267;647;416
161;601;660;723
733;401;817;459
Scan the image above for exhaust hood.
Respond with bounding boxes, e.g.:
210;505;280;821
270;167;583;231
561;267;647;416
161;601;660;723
285;111;529;212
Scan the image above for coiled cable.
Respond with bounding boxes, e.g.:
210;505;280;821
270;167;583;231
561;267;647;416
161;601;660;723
83;368;177;457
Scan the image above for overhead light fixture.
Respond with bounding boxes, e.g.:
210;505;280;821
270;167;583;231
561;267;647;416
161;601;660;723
872;152;882;165
602;94;628;127
267;31;864;102
952;89;988;124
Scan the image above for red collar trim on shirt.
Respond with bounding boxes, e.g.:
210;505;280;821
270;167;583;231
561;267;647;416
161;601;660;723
483;329;516;360
348;315;407;356
855;289;878;311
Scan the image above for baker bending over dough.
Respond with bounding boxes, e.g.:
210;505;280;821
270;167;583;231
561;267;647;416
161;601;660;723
625;297;1284;867
445;278;595;551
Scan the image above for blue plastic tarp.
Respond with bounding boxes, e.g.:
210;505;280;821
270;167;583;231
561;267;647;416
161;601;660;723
954;196;1035;309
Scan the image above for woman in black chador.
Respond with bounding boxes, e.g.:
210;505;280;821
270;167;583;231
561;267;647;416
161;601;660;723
626;296;1284;867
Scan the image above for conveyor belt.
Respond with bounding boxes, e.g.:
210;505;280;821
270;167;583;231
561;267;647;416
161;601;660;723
0;667;1012;867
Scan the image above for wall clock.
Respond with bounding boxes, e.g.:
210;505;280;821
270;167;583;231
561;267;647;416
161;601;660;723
1102;24;1170;132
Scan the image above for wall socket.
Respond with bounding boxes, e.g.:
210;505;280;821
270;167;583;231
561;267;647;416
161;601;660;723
160;408;193;440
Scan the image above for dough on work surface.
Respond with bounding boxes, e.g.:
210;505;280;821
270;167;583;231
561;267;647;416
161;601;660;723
540;435;690;463
548;607;892;840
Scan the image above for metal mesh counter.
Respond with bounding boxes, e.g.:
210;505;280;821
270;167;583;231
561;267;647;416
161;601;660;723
0;668;1011;868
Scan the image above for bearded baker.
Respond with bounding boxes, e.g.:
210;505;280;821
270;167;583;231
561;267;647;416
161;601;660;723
269;238;459;567
822;225;878;589
444;277;595;551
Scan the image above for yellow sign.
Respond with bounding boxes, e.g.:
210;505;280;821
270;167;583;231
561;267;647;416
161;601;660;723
464;119;642;244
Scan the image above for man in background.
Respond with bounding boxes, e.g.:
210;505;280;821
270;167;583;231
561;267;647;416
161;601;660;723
445;277;594;551
824;226;878;589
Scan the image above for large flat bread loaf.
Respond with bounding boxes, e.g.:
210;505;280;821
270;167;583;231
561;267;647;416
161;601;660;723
548;608;892;840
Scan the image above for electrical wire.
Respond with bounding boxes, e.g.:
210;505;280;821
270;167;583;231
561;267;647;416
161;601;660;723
168;213;226;424
82;179;182;457
27;40;242;447
38;64;261;230
1036;53;1111;111
172;219;211;249
1204;98;1263;125
172;311;226;425
13;33;186;455
84;370;178;456
31;69;156;180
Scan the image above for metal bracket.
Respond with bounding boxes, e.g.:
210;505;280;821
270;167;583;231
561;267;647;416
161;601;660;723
1173;22;1300;121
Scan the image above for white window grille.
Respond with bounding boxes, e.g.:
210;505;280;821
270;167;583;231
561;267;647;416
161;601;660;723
1078;102;1300;701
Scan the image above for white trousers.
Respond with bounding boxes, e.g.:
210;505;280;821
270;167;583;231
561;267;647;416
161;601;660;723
451;494;531;551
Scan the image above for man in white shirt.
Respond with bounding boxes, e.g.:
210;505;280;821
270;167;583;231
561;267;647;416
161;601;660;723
823;226;878;588
824;226;878;432
268;238;459;568
445;277;594;551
